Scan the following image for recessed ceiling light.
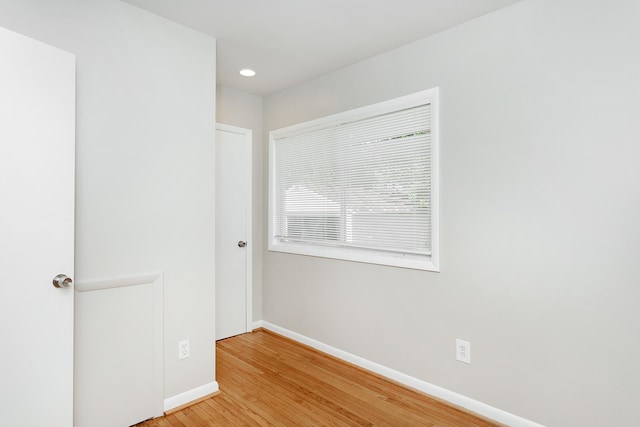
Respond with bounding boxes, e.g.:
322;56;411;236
239;69;256;77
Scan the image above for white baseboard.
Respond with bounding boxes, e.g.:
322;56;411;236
259;321;544;427
163;381;219;412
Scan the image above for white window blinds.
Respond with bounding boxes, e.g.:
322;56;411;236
269;89;439;271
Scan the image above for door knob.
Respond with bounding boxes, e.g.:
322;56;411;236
52;274;73;289
237;241;247;248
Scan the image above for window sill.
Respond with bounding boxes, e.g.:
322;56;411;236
268;242;439;272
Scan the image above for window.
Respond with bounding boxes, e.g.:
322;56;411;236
269;88;439;271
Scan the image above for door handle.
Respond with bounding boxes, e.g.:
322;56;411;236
237;241;247;248
52;274;73;289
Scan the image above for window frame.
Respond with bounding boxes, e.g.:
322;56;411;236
268;88;439;271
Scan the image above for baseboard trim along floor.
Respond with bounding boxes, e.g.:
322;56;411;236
163;381;219;413
252;320;544;427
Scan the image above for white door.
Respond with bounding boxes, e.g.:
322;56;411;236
215;124;252;340
0;27;75;426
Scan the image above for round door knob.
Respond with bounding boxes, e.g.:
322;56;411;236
238;241;247;248
53;274;73;289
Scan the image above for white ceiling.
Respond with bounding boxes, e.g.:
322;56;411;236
123;0;521;96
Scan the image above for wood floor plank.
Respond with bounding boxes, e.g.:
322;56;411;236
141;330;501;426
227;347;407;425
202;394;266;426
230;333;456;426
218;338;377;425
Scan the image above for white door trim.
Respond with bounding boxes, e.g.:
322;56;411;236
215;123;253;334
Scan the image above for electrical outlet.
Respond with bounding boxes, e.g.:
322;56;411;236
178;339;190;359
456;339;471;364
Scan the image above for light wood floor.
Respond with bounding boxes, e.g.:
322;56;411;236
141;329;500;426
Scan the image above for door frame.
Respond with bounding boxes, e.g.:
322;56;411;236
215;123;253;334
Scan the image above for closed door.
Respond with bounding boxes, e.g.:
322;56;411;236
0;27;75;426
215;125;252;340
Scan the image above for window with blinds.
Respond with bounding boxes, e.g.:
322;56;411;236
268;88;439;271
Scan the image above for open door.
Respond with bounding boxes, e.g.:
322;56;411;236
0;26;75;426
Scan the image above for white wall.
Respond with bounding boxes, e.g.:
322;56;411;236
217;86;264;321
0;0;217;400
263;1;640;425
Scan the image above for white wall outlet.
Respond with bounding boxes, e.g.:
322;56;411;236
456;339;471;364
178;339;190;359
